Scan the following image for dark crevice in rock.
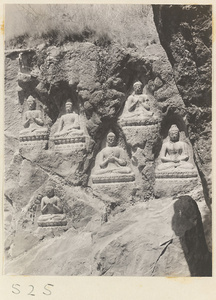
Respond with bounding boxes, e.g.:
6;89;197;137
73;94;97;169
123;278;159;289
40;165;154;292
47;81;78;123
5;194;13;207
153;4;212;208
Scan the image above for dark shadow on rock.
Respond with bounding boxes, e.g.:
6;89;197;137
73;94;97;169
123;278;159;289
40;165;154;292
152;5;212;208
202;207;212;253
160;111;188;139
172;195;212;276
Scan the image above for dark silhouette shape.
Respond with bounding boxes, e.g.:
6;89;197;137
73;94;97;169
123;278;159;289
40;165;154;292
172;195;211;276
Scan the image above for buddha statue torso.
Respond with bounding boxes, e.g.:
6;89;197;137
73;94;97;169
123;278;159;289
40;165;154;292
156;125;196;176
54;101;84;138
55;113;82;136
93;133;134;179
19;96;48;138
125;94;153;119
38;186;67;226
97;146;131;174
23;110;44;131
120;82;156;126
162;141;186;161
41;196;63;215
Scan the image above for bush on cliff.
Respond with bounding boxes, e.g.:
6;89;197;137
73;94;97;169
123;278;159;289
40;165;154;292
5;4;152;48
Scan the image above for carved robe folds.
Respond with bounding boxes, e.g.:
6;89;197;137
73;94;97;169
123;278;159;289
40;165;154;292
119;81;158;127
19;96;48;149
52;101;85;152
37;186;67;227
91;132;135;184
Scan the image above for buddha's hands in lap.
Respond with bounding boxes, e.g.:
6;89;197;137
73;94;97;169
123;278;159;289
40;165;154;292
173;159;180;163
107;153;116;163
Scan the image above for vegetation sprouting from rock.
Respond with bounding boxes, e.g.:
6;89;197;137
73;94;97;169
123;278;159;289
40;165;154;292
6;4;155;49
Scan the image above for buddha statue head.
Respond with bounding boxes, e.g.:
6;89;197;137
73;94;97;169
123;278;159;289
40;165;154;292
107;131;117;147
133;81;143;94
27;95;36;110
168;124;180;142
142;94;150;111
45;185;55;198
65;100;73;114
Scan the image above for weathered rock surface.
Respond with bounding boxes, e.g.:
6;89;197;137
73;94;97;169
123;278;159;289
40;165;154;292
5;196;211;276
153;5;212;208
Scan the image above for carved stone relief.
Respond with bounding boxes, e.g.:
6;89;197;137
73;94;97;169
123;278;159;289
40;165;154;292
91;131;135;184
52;99;85;152
119;81;158;127
37;185;67;227
19;95;49;149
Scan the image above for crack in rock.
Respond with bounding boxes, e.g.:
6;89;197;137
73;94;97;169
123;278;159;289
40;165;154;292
151;238;173;275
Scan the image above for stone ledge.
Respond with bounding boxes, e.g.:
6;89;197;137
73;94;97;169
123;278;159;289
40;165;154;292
19;140;48;149
120;119;158;127
92;173;135;184
38;220;67;227
5;48;34;54
19;134;49;142
54;143;85;152
53;136;85;144
154;177;198;197
155;171;198;178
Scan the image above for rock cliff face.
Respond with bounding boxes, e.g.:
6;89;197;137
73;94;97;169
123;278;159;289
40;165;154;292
4;6;211;276
5;196;211;276
153;5;212;208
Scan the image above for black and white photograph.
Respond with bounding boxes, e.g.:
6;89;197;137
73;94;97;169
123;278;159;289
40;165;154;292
4;3;212;279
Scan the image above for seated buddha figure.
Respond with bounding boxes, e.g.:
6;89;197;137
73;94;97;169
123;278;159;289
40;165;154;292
19;95;48;137
155;125;197;177
54;100;84;139
37;185;67;227
120;81;155;125
92;132;135;183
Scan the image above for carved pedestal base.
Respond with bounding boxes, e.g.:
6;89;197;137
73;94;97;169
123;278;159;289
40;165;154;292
54;143;85;152
92;181;136;206
19;139;48;150
120;123;159;150
19;133;49;150
19;133;49;142
37;214;67;227
53;136;85;152
154;177;198;198
92;173;135;184
155;171;198;179
120;118;158;127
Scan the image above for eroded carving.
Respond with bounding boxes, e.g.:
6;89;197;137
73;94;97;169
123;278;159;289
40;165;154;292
19;95;48;143
155;125;197;178
120;81;157;126
38;185;67;227
92;132;135;184
53;100;85;151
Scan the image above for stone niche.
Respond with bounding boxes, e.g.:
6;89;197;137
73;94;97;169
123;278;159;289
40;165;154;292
154;114;198;198
37;185;67;227
19;95;49;151
51;99;86;153
119;81;159;127
15;50;49;152
90;130;136;205
117;80;161;202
